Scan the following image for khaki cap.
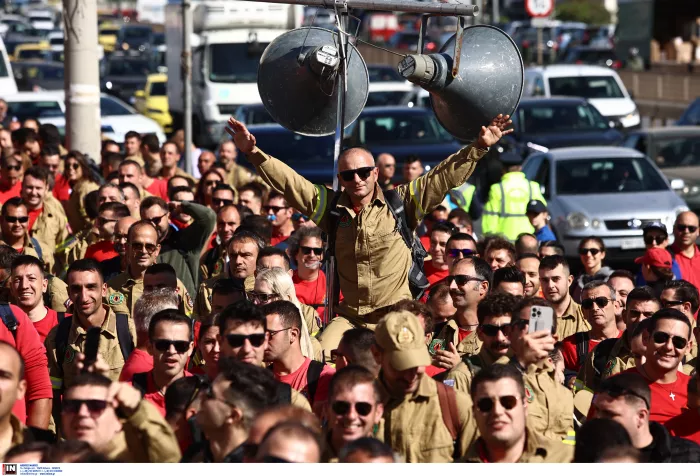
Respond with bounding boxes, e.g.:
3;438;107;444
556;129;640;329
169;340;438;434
375;311;431;371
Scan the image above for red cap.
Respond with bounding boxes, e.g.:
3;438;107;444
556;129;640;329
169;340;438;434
634;248;673;268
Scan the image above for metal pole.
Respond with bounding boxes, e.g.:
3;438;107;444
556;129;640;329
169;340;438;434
492;0;499;24
63;0;100;161
537;26;543;65
182;0;193;175
240;0;478;16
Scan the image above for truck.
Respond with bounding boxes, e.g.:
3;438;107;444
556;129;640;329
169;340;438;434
165;0;302;148
138;0;167;24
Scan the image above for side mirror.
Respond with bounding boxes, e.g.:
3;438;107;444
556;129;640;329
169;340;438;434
134;90;145;98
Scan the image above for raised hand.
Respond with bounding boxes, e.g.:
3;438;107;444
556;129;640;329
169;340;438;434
477;114;514;149
225;117;257;154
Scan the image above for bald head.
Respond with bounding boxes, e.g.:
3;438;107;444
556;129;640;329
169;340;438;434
337;148;378;204
674;211;700;251
338;148;375;171
116;216;138;235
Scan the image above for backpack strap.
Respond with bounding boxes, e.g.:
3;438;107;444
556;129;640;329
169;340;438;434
0;303;18;340
436;381;461;442
132;372;149;396
55;315;73;372
575;331;590;369
591;337;620;388
277;382;292;405
57;312;65;322
326;192;343;309
383;189;413;251
306;360;325;405
116;313;134;362
29;237;43;261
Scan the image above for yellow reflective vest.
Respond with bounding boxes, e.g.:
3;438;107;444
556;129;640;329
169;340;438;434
481;171;545;241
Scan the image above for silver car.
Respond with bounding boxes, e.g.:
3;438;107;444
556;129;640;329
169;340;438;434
522;147;689;261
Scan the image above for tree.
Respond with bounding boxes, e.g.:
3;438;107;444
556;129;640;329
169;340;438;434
555;0;611;25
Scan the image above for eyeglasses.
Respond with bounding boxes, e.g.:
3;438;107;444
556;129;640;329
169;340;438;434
63;399;109;416
675;224;698;233
266;327;292;338
263;205;287;214
644;235;666;245
225;333;266;348
578;248;601;256
153;339;190;353
331;400;373;416
3;165;21;171
292;212;309;222
66;162;81;171
480;323;514;337
446;274;483;286
581;297;611;310
148;213;168;226
475;395;519;413
652;331;688;350
4;216;28;223
301;246;323;256
661;299;685;308
204;180;221;187
213;198;233;207
246;291;279;304
447;248;476;258
338;166;376;182
97;216;119;224
599;381;650;409
130;241;158;254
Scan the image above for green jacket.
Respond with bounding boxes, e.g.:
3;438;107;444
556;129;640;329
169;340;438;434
481;171;545;241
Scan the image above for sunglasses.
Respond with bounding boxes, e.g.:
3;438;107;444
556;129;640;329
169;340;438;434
225;333;266;348
130;241;158;254
292;212;309;222
578;248;601;256
331;400;373;417
246;291;279;304
204;180;221;187
264;205;287;214
652;331;688;350
266;327;292;338
213;198;233;206
448;248;476;258
661;299;685;308
97;216;119;224
301;246;323;256
153;339;190;353
476;395;519;413
339;166;375;182
447;274;483;286
63;399;109;416
675;224;698;233
66;163;81;170
480;323;513;337
600;382;650;409
4;216;28;223
581;297;611;310
3;165;21;171
149;213;168;226
644;235;666;245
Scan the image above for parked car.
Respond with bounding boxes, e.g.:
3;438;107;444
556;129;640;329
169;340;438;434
12;42;50;61
676;97;700;126
233;103;275;127
115;24;153;53
101;51;152;104
366;82;416;107
562;46;622;69
503;97;624;157
523;65;640;129
98;22;120;54
622;126;700;212
522;146;688;262
0;36;17;94
367;64;405;83
133;73;173;133
12;60;63;91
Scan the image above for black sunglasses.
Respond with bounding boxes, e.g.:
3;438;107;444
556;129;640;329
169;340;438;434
447;274;483;286
578;248;601;256
153;339;190;353
204;180;221;187
339;166;375;182
264;205;287;214
476;395;519;413
149;213;168;226
661;299;685;308
644;235;666;245
66;163;81;170
225;333;265;348
675;224;698;233
246;291;279;303
331;400;373;417
448;248;476;258
130;241;158;254
480;323;514;337
3;165;21;171
581;297;611;310
301;246;323;256
213;198;233;206
652;331;688;350
63;399;109;416
5;216;28;223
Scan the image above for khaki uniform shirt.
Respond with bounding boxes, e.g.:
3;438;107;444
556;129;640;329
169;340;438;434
440;347;503;392
0;414;26;460
46;306;137;392
226;162;267;196
194;273;254;319
106;271;194;317
247;144;487;318
379;373;478;462
576;331;634;393
462;428;573;463
199;245;225;281
54;229;99;278
65;179;99;234
434;318;483;357
30;195;69;274
557;298;590;340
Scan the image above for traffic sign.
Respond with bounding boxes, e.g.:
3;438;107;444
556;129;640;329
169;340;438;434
525;0;554;18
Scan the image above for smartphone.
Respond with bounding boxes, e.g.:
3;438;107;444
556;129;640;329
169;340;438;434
529;305;554;334
83;327;101;371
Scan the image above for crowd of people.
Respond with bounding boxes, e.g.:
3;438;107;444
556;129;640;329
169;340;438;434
0;108;698;464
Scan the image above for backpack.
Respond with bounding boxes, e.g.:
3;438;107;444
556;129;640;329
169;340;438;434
327;189;429;301
574;331;591;370
0;303;19;340
436;381;462;459
590;337;620;388
305;360;325;405
132;372;150;396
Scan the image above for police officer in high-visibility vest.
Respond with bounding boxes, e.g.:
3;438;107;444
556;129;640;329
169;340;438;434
482;152;546;241
444;181;483;220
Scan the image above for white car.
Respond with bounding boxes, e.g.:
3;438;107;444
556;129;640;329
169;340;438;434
3;91;167;147
27;9;55;32
47;30;63;52
523;65;640;129
366;81;417;107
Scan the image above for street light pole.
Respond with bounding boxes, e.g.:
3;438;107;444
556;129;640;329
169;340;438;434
182;0;193;175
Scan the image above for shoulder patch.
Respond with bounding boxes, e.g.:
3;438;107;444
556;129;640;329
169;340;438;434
108;292;125;305
186;291;193;309
338;214;352;228
443;379;455;387
524;383;535;403
213;261;223;275
64;298;72;309
64;346;76;364
603;359;616;377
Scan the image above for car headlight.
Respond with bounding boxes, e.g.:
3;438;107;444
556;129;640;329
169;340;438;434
105;81;112;89
624;109;639;121
122;42;129;50
567;212;590;230
147;108;163;114
681;185;700;196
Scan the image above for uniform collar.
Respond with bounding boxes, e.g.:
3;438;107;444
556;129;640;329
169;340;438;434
9;413;25;447
71;306;118;343
378;371;435;402
561;297;580;320
337;183;386;213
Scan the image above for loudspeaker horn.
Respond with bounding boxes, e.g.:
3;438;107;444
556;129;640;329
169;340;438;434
257;27;369;137
398;24;524;142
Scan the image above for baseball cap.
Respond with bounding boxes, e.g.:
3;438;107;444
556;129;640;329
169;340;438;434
526;200;547;215
634;247;672;268
499;151;523;166
642;221;668;236
374;311;431;372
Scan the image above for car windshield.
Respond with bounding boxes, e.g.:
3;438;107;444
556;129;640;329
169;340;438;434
149;81;166;96
249;129;334;162
101;28;119;36
100;96;133;116
564;49;617;63
368;66;403;82
516;103;609;133
18;49;48;60
650;136;700;168
123;28;151;40
237;107;274;125
359;113;453;144
7;100;62;120
556;157;668;195
366;91;410;107
548;76;624;98
23;64;63;80
108;59;150;76
209;43;267;83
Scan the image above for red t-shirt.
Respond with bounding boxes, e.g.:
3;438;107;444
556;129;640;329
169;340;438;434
53;173;71;202
293;270;326;318
561;330;623;372
84;240;118;262
27;207;42;232
420;235;431;252
424;260;449;287
457;328;473;343
271;230;291;247
672;244;700;296
31;308;59;343
133;370;193;417
425;365;446;377
0;181;22;204
622;367;690;424
146;178;169;200
274;358;335;408
665;409;700;445
119;348;154;382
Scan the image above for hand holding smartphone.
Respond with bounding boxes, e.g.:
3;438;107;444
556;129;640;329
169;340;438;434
528;305;554;334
